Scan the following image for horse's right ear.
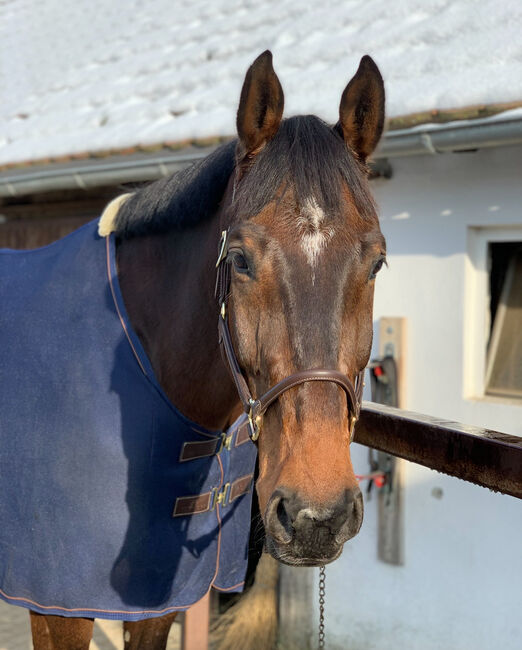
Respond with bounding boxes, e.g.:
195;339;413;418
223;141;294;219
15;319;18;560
236;51;284;157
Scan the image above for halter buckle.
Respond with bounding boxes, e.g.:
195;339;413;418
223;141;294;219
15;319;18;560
248;399;262;442
216;230;228;267
349;414;357;442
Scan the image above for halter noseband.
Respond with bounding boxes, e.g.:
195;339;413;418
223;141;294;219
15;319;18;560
215;230;365;443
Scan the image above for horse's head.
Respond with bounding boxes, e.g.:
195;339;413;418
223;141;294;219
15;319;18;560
220;52;386;566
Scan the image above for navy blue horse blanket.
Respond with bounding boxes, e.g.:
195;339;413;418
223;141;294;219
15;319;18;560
0;219;257;620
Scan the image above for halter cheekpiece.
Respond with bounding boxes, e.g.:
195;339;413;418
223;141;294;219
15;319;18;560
215;229;365;442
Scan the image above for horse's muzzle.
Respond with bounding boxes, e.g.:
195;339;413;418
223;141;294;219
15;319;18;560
264;486;364;566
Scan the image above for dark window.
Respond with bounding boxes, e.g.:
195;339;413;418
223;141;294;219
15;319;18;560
486;242;522;398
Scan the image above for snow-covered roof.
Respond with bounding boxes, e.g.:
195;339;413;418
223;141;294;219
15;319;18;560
1;0;521;167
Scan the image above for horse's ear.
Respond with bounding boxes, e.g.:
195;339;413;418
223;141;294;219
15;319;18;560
338;55;385;162
236;50;284;156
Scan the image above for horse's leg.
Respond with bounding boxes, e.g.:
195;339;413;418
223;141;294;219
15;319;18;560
30;611;94;650
30;611;53;650
123;613;178;650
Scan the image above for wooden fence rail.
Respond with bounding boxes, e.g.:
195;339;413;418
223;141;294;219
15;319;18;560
355;402;522;499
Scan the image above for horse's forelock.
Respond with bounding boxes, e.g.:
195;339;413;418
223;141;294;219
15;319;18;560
231;115;376;226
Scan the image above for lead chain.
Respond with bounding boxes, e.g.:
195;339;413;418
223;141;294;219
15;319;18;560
318;565;326;649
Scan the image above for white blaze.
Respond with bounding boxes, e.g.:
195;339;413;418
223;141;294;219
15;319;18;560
298;198;334;276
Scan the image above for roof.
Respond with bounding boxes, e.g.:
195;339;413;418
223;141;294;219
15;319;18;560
1;0;522;168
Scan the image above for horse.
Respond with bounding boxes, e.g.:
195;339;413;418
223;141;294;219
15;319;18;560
0;50;385;649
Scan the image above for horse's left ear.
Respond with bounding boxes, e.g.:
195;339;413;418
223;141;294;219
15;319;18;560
338;55;385;162
236;50;284;157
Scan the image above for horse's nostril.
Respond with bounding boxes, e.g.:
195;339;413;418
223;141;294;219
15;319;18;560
266;492;294;544
276;497;291;536
335;488;364;544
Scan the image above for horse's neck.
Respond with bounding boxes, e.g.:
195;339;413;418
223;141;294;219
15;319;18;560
116;220;240;431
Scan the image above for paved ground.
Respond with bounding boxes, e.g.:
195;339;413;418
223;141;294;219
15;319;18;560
0;600;181;650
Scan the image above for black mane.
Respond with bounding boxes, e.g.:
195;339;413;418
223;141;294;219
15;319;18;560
114;141;236;238
114;116;375;238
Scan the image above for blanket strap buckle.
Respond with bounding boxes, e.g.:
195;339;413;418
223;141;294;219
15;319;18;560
211;482;231;510
217;432;233;454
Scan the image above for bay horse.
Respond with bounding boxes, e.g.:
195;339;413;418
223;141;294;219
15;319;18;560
3;51;385;648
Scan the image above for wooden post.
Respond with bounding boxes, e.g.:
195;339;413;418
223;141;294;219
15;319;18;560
278;565;314;650
377;317;406;565
378;317;407;405
182;591;210;650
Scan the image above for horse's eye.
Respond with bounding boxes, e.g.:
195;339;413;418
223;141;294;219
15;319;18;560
370;256;386;279
231;252;249;274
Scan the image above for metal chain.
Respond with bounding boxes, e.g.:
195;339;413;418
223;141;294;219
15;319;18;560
318;565;326;649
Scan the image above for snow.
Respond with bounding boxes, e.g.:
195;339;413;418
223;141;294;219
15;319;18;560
1;0;521;166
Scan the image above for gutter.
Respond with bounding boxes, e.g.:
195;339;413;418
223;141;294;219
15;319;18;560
375;113;522;158
1;116;522;198
0;149;212;198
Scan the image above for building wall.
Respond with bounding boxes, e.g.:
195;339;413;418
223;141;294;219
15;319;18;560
0;186;122;248
316;145;522;650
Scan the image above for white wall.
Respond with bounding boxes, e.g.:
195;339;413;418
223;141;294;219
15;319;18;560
314;145;522;650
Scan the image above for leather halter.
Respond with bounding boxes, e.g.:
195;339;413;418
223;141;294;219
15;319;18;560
215;230;365;442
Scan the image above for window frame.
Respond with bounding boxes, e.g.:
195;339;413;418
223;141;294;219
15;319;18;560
464;226;522;402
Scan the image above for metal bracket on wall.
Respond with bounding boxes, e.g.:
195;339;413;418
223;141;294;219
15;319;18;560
370;317;407;566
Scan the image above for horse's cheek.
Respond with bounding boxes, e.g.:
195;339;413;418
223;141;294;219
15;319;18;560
254;431;284;516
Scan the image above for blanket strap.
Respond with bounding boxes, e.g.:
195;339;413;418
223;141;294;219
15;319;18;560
179;419;251;462
172;473;254;517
